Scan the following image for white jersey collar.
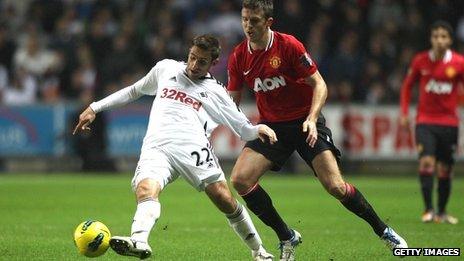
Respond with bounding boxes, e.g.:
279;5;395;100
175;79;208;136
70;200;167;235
429;49;452;63
247;29;274;54
183;70;213;81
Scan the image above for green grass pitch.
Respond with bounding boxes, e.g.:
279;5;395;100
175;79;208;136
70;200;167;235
0;173;462;260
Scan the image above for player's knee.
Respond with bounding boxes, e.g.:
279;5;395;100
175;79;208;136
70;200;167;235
230;170;255;194
327;182;346;199
438;165;452;179
135;180;159;201
419;157;435;171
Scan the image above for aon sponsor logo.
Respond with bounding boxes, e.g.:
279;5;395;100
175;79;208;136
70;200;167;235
425;80;452;94
253;76;286;92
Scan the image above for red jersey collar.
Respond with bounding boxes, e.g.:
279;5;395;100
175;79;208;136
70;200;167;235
247;30;274;54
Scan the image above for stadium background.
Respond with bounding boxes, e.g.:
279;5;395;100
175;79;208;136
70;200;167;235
1;1;464;260
1;0;464;173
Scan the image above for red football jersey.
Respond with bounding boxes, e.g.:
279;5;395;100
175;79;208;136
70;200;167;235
400;50;464;126
227;31;318;122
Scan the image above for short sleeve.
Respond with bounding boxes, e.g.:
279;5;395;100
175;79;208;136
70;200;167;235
227;51;244;91
287;36;318;78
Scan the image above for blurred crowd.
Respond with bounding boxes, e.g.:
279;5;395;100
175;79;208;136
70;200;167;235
0;0;464;106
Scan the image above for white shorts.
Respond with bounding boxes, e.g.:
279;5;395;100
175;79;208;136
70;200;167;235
131;145;225;192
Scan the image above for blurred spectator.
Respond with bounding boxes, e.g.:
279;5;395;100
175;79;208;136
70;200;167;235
13;32;59;78
401;7;427;49
304;17;329;63
70;88;115;172
368;0;404;29
457;15;464;43
366;81;387;105
210;0;243;44
0;1;27;33
1;68;37;105
187;9;213;37
0;0;461;106
274;0;308;41
67;43;97;99
101;33;138;84
327;30;363;84
0;23;16;72
336;81;354;104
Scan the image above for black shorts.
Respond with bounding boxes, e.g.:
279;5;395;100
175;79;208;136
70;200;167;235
415;124;458;165
245;114;341;171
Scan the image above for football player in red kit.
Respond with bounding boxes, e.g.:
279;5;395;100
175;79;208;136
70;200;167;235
400;21;463;225
227;1;407;260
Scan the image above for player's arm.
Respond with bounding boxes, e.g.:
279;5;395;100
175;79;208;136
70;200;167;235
303;70;327;147
458;61;464;107
73;66;159;135
288;36;326;147
399;57;420;127
207;88;277;144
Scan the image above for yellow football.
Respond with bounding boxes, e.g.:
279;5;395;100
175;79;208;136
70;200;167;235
74;220;111;257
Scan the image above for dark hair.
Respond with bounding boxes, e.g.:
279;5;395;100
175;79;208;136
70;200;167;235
191;34;221;60
243;0;273;19
430;20;454;38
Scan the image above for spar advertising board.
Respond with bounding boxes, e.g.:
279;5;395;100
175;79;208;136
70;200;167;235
209;105;464;160
1;104;463;160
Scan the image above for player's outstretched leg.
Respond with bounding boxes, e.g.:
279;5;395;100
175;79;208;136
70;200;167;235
434;163;458;224
205;181;274;261
418;156;435;222
240;184;302;261
341;182;408;249
231;149;300;260
313;151;408;250
110;178;161;259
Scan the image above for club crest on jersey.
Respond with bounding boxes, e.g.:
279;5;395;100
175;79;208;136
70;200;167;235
253;76;286;92
445;66;457;78
160;88;202;111
269;56;281;69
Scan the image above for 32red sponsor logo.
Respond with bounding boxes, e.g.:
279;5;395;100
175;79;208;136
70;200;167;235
160;88;202;111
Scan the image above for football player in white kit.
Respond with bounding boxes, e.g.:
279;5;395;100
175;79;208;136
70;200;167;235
73;34;276;260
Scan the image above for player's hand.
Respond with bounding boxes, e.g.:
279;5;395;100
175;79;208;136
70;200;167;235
73;106;96;135
399;115;409;129
257;124;278;144
302;118;318;147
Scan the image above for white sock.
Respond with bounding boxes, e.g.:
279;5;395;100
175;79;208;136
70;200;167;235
226;202;262;251
130;198;161;243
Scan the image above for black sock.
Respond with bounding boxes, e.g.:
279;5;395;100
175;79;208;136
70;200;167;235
241;185;292;241
438;177;451;214
340;183;387;237
419;173;434;211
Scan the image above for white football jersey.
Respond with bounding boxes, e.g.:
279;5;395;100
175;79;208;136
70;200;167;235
90;59;259;160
